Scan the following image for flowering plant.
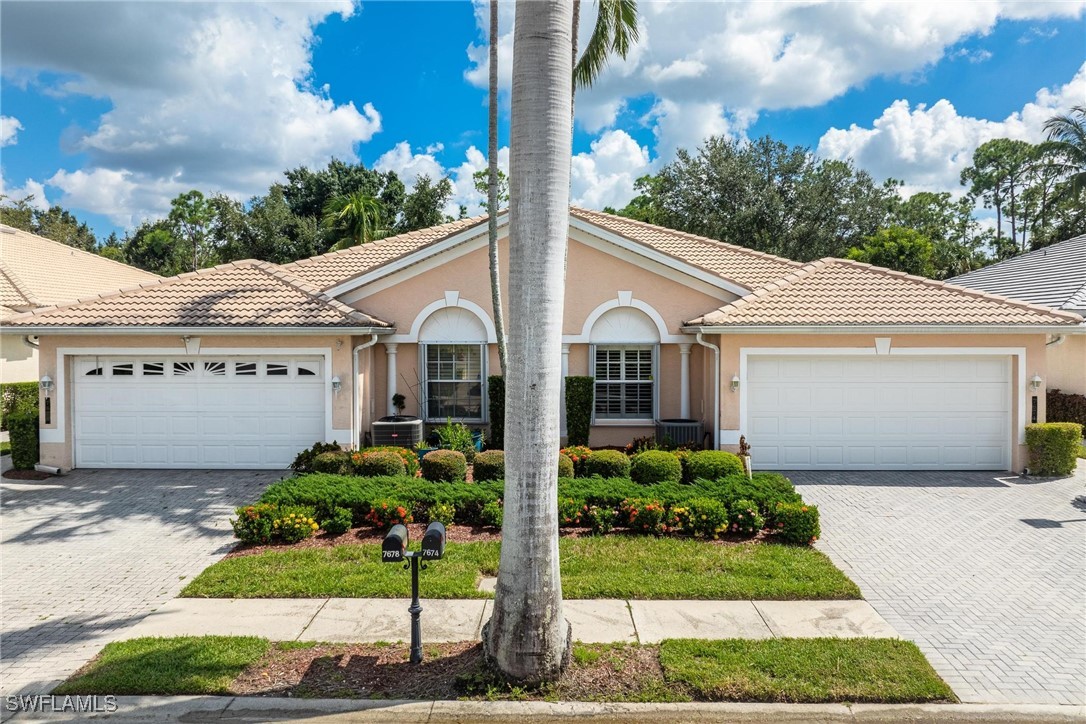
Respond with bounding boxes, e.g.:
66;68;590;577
728;498;764;536
559;446;593;476
366;500;413;528
619;498;666;534
558;497;587;527
275;511;319;543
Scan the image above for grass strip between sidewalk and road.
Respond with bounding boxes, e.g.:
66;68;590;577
55;636;954;704
181;537;861;600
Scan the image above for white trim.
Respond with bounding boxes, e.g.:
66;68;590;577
737;345;1026;470
385;296;498;344
569;293;693;344
44;347;336;448
12;326;389;336
593;419;654;427
684;325;1077;335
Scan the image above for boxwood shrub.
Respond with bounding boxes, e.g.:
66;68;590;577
1;381;38;432
352;450;406;477
583;449;630;478
421;449;467;482
473;449;505;482
1047;389;1086;428
359;446;419;476
8;408;38;470
685;450;745;481
311;450;350;475
630;450;682;484
557;452;575;478
774;502;821;545
1025;422;1083;476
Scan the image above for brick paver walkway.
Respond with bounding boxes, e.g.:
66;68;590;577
0;469;281;696
790;469;1086;706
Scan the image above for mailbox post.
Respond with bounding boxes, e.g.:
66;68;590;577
381;521;446;664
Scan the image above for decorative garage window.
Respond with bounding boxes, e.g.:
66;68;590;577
235;362;257;376
173;361;196;376
85;367;103;376
143;362;164;376
266;363;289;376
423;344;485;422
112;363;134;376
297;363;318;376
204;361;227;376
593;346;656;420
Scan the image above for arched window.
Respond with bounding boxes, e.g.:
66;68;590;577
419;307;488;422
589;307;659;422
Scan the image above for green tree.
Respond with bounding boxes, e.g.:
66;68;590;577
32;205;98;250
474;167;510;205
99;231;126;262
888;191;988;278
960;139;1034;252
0;195;37;232
1041;105;1086;196
123;221;185;275
847;227;937;278
168;190;214;271
322;191;388;250
572;0;639;92
399;175;453;232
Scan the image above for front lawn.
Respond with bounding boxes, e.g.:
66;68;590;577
181;537;860;600
56;636;953;703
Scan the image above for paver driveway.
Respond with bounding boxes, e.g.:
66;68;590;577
0;469;282;696
791;468;1086;706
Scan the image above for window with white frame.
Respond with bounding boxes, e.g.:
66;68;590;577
594;346;655;420
423;344;485;422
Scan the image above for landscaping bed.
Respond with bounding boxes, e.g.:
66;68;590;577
57;636;954;704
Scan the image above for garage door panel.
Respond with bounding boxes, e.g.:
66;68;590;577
142;445;169;465
140;417;170;436
746;355;1010;470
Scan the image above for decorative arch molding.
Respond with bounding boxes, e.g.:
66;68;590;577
386;291;498;343
568;291;693;344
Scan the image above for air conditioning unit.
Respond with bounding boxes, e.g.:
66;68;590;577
655;418;704;448
371;416;424;447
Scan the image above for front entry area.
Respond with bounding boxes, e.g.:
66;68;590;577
72;355;325;468
745;354;1012;470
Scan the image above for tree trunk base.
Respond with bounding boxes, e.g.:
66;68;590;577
481;617;572;687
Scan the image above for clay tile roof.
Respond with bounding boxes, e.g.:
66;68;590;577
570;207;802;289
685;258;1084;327
5;259;391;329
282;214;489;289
0;224;160;320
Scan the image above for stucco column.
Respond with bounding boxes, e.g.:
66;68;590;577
385;343;398;416
679;343;691;419
560;343;571;436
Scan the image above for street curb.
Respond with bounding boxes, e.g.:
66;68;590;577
6;696;1084;722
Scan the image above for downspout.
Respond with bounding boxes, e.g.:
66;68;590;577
352;335;380;449
695;332;720;450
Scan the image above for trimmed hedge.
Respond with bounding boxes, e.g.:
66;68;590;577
359;446;419;476
1047;389;1086;428
686;450;745;481
1;381;38;432
584;449;631;478
353;450;406;477
557;452;575;478
1025;422;1083;476
421;449;467;482
488;376;505;449
630;450;682;485
565;376;594;446
8;408;39;470
311;451;350;475
774;502;821;545
473;450;505;482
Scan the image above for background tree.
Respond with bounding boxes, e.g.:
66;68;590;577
31;205;98;251
0;194;36;231
486;0;508;375
168;190;213;271
484;0;574;685
322;191;387;250
847;227;937;278
122;221;185;275
399;175;453;231
960;139;1033;254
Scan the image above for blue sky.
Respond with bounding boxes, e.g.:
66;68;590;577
1;1;1084;240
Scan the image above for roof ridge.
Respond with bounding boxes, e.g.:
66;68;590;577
0;223;162;279
570;206;803;269
252;262;391;327
0;259;42;308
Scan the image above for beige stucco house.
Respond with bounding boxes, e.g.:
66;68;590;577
7;209;1081;473
1;224;160;383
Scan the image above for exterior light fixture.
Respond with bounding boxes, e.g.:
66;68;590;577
731;374;740;392
40;375;54;396
331;376;342;394
1029;374;1043;391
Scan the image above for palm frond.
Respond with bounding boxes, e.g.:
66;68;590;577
574;0;640;90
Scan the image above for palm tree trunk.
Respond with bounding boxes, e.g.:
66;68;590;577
488;0;508;375
483;0;573;685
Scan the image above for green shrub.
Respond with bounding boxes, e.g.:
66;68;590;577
290;441;343;474
687;498;730;538
585;505;616;535
311;450;350;475
630;450;682;485
557;452;575;479
480;500;503;528
619;498;666;534
365;500;413;528
686;450;744;481
716;472;802;523
427;501;457;526
728;498;765;536
358;446;419;476
559;497;587;527
435;418;476;463
1025;422;1083;476
421;449;467;482
1047;389;1086;428
274;508;319;543
352;450;406;477
564;376;594;446
561;445;592;476
775;502;821;545
666;503;692;535
1;381;38;432
584;449;631;478
320;506;353;535
231;504;278;544
473;450;505;481
488;376;505;449
8;408;38;470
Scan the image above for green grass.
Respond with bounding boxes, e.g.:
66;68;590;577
659;638;955;703
54;636;269;695
0;440;9;456
182;538;860;600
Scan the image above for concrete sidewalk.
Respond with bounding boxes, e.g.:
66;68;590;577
123;597;896;644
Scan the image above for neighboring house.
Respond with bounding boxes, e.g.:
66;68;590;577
7;209;1081;473
0;224;160;383
949;235;1086;397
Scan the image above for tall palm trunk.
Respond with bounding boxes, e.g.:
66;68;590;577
483;0;574;684
488;0;508;375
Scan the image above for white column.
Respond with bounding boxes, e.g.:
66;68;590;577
679;343;691;419
560;343;571;436
385;343;399;416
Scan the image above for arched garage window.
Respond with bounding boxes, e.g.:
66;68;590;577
589;307;659;422
419;307;488;423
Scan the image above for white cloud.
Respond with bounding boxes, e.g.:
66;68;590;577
570;130;651;210
373;141;510;218
816;62;1086;196
0;116;23;147
0;175;49;210
1;1;381;225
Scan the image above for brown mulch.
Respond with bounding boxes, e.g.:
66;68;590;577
230;641;678;702
2;469;52;480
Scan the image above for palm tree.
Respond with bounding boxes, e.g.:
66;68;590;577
321;191;387;251
483;0;574;684
487;0;508;375
1042;105;1086;197
573;0;639;93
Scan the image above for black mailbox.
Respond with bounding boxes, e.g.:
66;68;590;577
382;524;408;562
421;522;446;560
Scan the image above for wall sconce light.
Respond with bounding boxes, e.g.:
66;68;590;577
730;374;740;392
40;374;54;397
1029;374;1043;391
331;376;342;394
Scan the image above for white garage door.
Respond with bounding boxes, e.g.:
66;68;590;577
73;356;326;469
745;355;1011;470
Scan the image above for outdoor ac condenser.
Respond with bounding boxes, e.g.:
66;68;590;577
371;416;424;447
